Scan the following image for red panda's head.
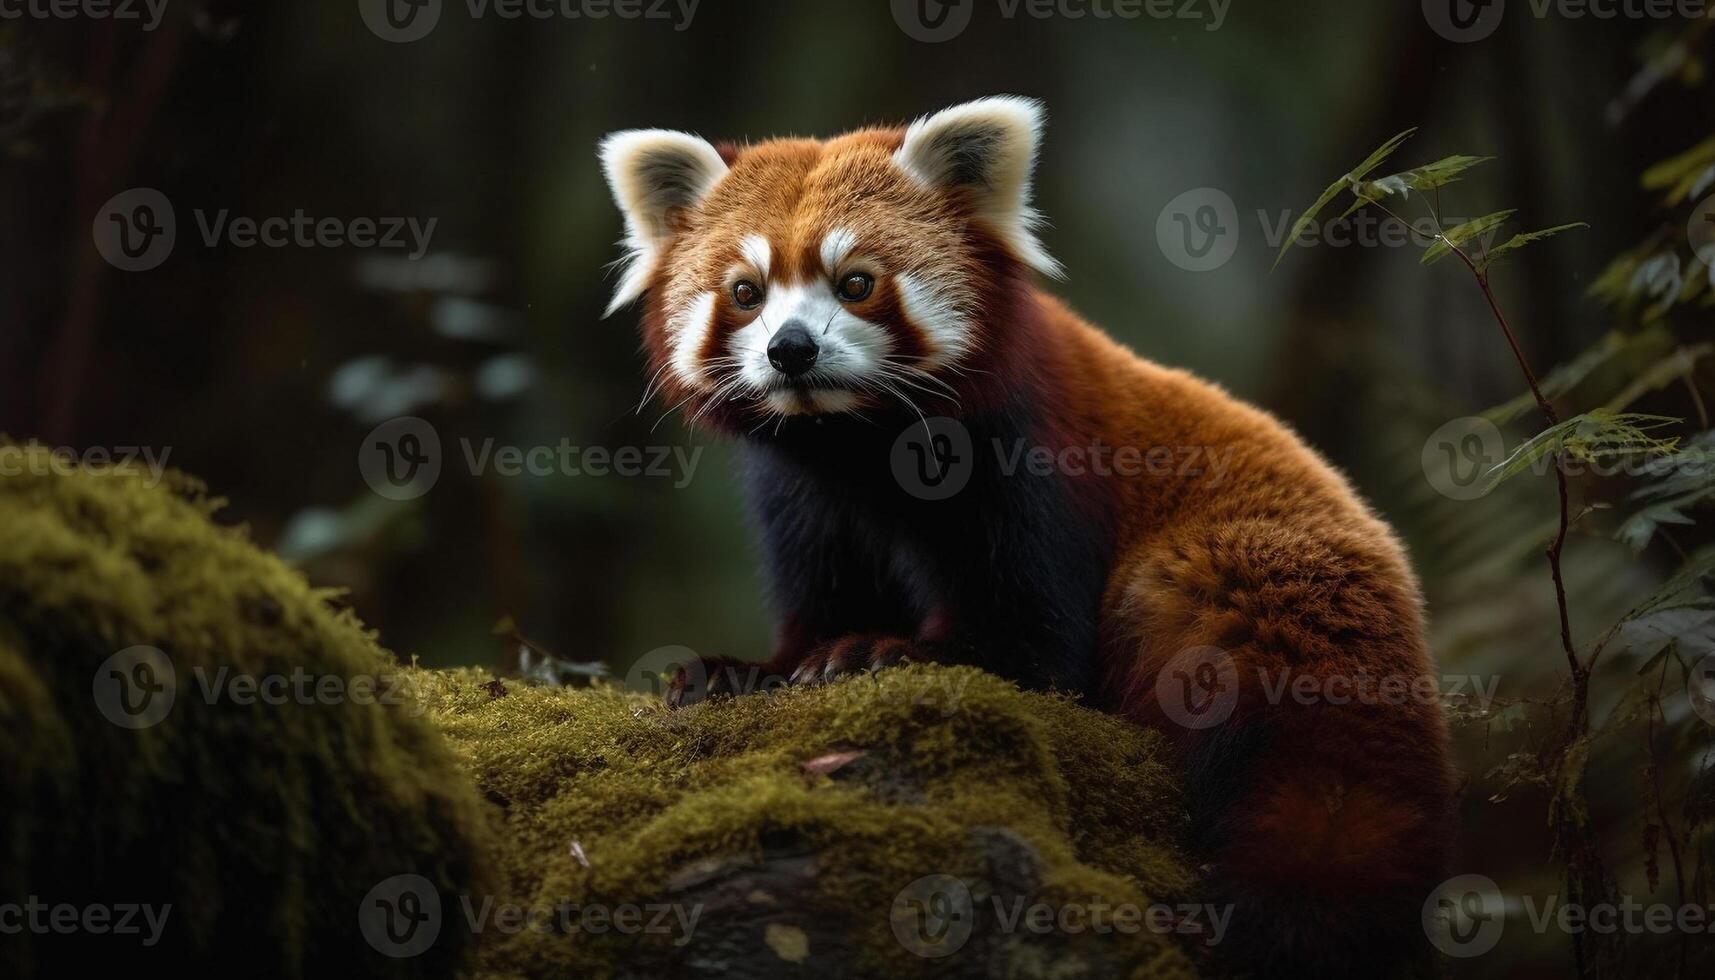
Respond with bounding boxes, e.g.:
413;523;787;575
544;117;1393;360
599;96;1059;431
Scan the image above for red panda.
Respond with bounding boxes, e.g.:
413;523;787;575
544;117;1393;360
599;96;1455;977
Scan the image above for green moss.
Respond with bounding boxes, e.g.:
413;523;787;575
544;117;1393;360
1;445;1202;978
0;444;494;978
419;665;1203;978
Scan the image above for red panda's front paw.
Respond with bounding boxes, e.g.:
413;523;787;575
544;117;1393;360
787;635;915;686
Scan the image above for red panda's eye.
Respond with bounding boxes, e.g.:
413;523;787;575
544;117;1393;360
837;273;874;303
732;281;763;310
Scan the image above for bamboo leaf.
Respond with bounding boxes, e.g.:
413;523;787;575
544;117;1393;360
1479;222;1590;271
1482;410;1681;492
1357;154;1494;199
1273;128;1417;270
1422;211;1516;265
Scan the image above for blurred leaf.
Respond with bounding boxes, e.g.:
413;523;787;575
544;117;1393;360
1617;497;1702;553
1605;343;1713;412
1481;329;1670;426
1636;645;1673;678
1687;760;1715;827
1608;603;1715;662
1615;432;1715;553
1492;702;1529;731
1590;251;1645;305
1423;211;1515;265
1623;544;1715;623
1641;134;1715;206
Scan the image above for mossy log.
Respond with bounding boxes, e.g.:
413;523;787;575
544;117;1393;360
0;446;1205;979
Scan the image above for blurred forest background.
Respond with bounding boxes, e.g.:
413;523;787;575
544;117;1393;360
6;1;1715;977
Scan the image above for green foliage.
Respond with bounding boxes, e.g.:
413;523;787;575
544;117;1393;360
1277;129;1583;271
1617;433;1715;553
1272;127;1415;269
1482;412;1679;493
1641;134;1715;206
1286;110;1715;979
1591;132;1715;321
1481;223;1591;272
1421;210;1516;266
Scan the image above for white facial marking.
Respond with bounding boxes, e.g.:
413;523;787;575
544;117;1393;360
670;291;718;385
739;234;772;276
727;280;893;415
820;228;859;273
896;273;972;367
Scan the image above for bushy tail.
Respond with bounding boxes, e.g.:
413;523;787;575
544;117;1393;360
1166;696;1453;978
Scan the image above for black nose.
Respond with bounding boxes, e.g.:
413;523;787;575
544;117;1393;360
767;321;819;376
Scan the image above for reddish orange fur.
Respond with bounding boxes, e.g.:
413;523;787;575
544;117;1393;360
610;107;1456;975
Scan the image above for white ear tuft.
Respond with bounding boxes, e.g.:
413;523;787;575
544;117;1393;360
599;129;729;316
893;96;1061;278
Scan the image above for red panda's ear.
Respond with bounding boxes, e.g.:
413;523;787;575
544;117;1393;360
598;129;729;316
894;96;1062;279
